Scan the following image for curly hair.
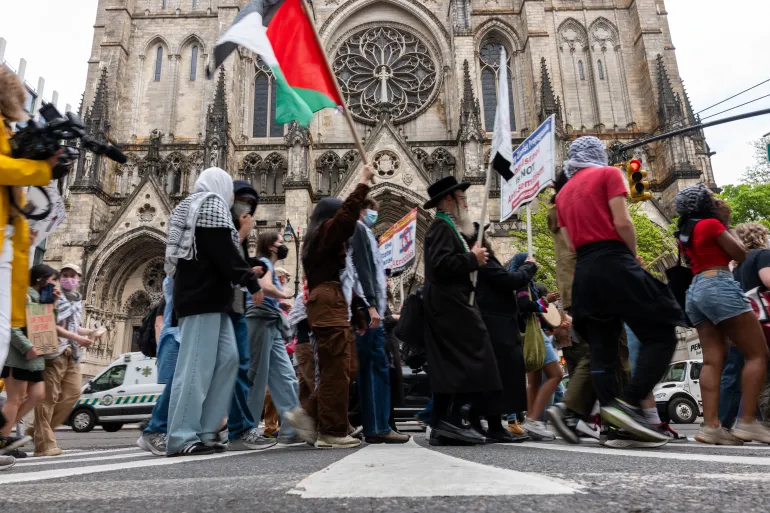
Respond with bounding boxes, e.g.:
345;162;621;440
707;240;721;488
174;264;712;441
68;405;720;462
0;66;29;122
735;222;769;251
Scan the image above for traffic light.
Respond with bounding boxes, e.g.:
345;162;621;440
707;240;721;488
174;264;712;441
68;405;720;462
619;159;652;203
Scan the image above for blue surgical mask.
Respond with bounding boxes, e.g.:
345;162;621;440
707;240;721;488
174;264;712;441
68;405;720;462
363;209;378;227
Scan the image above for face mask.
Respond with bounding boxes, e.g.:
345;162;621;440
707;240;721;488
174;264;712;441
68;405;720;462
60;277;80;291
363;209;378;227
276;244;289;260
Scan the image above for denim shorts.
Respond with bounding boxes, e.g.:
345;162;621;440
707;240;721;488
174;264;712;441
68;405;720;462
543;335;558;366
685;270;752;326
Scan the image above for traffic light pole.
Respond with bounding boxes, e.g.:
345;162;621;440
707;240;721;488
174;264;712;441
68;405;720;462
611;107;770;161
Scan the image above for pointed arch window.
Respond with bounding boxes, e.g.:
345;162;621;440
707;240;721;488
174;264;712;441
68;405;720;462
478;38;516;132
190;46;198;81
192;0;199;7
578;60;585;81
161;0;166;8
597;60;604;80
154;46;163;81
252;58;284;138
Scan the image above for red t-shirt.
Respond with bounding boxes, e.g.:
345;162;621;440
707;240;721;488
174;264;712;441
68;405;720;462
556;166;628;250
683;218;730;274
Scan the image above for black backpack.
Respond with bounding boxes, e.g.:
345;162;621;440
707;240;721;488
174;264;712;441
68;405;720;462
137;302;162;357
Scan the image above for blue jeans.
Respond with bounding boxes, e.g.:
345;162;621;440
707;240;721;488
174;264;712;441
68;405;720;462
144;332;180;434
416;396;433;422
356;326;391;436
247;323;299;438
166;313;238;454
719;344;744;428
625;324;641;377
227;314;256;440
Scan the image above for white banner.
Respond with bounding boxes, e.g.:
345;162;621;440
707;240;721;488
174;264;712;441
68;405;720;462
500;115;556;222
379;208;417;273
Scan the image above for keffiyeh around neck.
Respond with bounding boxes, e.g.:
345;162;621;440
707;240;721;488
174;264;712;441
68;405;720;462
165;167;239;276
562;136;608;178
675;183;712;218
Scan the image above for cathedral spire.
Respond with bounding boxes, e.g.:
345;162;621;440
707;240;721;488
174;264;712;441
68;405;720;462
458;59;483;143
87;67;110;137
656;54;684;126
461;59;476;115
681;80;698;125
205;67;229;169
539;57;561;124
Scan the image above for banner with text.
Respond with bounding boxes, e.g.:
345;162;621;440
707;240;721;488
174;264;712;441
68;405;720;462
500;115;556;222
379;208;417;273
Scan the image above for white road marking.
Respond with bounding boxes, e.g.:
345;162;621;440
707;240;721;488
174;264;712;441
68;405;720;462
577;438;770;451
512;442;770;465
47;447;138;457
290;438;582;498
15;451;151;467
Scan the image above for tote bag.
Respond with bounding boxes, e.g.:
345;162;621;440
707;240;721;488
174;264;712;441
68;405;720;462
522;313;546;372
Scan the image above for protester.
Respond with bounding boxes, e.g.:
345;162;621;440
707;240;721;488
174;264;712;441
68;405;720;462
245;231;303;445
287;164;375;449
164;167;264;456
471;226;536;443
554;136;682;445
675;185;770;446
421;176;500;446
349;197;409;444
287;291;315;412
32;263;95;457
383;286;405;432
0;264;56;457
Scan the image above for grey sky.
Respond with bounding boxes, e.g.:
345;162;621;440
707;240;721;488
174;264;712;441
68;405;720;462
1;0;768;186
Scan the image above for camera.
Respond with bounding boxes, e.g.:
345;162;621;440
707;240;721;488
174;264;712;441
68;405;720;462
9;102;127;179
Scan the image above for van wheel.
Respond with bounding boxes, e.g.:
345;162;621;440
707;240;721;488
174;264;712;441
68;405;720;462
71;408;96;433
101;422;123;432
668;397;697;424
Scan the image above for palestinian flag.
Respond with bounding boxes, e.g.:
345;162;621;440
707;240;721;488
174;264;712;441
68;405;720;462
210;0;342;126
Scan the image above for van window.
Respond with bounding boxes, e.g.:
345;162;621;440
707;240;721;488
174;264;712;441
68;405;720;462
91;365;127;392
661;362;686;383
690;362;702;380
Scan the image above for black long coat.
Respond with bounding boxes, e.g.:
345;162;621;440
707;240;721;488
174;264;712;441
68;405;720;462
422;218;502;394
475;256;537;414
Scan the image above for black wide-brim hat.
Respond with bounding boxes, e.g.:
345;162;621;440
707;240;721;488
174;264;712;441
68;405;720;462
423;176;471;209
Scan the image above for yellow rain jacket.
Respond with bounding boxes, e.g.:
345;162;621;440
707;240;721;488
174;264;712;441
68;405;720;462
0;115;52;328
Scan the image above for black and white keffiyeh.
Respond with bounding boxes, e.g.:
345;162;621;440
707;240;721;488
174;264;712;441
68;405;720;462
165;167;240;276
674;183;713;218
562;136;608;178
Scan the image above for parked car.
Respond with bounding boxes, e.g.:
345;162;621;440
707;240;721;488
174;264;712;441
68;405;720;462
653;359;703;424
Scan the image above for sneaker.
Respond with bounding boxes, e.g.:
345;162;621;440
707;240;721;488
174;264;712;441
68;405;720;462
314;434;362;449
0;455;15;471
0;435;31;455
365;430;411;444
603;426;668;449
349;425;364;439
136;432;167;456
6;448;27;458
656;422;687;442
522;418;555;441
507;419;526;436
731;420;770;444
168;442;216;457
694;423;743;446
577;416;602;440
547;404;580;444
263;431;279;439
285;408;317;444
600;400;667;443
277;433;307;446
229;428;278;451
34;447;63;457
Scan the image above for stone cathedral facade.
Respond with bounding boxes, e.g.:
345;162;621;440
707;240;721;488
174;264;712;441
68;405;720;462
46;0;715;377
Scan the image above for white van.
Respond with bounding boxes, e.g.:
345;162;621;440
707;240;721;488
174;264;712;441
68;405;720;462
653;359;703;424
67;352;164;432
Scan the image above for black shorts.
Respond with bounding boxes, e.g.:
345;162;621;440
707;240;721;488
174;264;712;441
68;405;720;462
1;366;45;383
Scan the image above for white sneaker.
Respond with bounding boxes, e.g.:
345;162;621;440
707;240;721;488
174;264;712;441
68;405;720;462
136;432;166;456
314;434;362;449
522;418;555;441
576;420;601;440
732;420;770;444
285;408;317;444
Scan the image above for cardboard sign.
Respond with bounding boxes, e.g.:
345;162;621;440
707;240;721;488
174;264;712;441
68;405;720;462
379;208;417;273
25;303;59;355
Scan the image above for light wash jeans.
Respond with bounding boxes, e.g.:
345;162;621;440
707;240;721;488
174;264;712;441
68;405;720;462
143;332;179;435
247;323;299;438
166;313;238;454
0;225;14;371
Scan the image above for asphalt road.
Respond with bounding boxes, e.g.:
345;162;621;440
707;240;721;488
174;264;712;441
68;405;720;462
2;422;768;513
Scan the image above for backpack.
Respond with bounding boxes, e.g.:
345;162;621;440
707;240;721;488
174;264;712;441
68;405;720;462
396;288;427;369
136;303;162;358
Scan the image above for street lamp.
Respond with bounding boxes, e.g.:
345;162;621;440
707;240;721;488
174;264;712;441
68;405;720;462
283;219;301;296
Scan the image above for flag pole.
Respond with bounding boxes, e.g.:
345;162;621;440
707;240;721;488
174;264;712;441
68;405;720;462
299;0;369;166
468;159;494;306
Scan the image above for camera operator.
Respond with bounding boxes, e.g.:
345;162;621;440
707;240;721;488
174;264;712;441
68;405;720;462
0;66;61;405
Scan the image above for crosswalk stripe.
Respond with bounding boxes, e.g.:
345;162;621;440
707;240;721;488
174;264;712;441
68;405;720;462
511;442;770;465
14;451;151;467
55;447;139;458
290;438;582;498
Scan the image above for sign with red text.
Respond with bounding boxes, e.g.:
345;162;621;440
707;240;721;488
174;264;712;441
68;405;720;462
379;208;417;273
25;303;59;355
500;115;556;221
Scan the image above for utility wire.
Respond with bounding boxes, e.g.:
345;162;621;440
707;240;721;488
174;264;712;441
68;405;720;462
698;93;770;122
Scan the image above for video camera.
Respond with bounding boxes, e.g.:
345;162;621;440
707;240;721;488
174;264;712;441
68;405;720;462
9;102;127;179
